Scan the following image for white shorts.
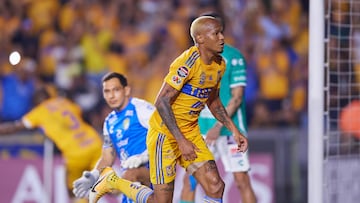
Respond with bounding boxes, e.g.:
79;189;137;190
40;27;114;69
207;136;250;172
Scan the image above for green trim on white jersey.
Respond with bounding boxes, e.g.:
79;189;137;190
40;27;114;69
198;44;248;136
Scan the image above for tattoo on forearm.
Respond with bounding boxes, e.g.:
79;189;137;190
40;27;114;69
213;104;229;125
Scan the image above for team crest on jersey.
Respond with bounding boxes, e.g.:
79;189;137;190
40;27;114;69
171;75;182;85
122;118;130;130
177;66;188;78
199;72;206;85
166;165;175;177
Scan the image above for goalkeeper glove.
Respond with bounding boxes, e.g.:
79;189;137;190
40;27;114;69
122;151;149;169
72;169;99;198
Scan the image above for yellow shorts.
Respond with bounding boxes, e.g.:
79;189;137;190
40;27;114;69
65;147;101;191
147;127;214;184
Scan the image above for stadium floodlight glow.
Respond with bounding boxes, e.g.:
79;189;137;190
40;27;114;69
9;51;21;66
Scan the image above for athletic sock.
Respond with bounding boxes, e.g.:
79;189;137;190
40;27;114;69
203;195;223;203
109;176;153;203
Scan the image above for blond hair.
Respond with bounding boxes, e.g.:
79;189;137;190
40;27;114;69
190;16;216;44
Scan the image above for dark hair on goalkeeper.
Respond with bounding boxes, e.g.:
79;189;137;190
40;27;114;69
102;72;128;87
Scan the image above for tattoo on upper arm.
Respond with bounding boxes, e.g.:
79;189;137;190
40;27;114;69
103;133;112;146
156;84;182;139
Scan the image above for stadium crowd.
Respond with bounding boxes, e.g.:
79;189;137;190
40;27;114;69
0;0;309;131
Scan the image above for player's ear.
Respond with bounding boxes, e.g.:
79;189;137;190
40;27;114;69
124;86;131;96
196;34;204;44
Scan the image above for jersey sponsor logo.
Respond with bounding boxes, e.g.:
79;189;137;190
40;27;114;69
238;159;244;166
117;138;129;148
125;110;133;117
234;76;246;82
177;66;188;78
171;75;182;85
230;58;244;66
181;84;212;98
228;144;243;158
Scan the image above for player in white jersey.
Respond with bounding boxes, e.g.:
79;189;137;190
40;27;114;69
72;72;155;203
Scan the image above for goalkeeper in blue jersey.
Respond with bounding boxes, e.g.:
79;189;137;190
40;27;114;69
72;72;155;203
180;14;257;203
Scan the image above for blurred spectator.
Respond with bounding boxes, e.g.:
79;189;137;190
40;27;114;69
327;0;353;129
67;71;101;129
0;0;310;130
0;57;38;121
255;39;291;126
339;100;360;154
340;100;360;139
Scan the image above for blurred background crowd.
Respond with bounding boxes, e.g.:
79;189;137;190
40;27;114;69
0;0;310;132
5;1;360;202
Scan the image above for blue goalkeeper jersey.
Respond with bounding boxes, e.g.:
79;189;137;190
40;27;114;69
102;97;155;163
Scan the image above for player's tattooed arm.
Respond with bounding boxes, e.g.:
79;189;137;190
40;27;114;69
154;83;185;141
96;133;116;172
206;88;232;130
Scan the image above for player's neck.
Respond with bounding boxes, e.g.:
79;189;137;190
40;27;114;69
198;49;218;65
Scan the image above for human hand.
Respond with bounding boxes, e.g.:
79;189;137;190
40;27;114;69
233;133;248;152
178;138;200;161
122;151;149;169
205;125;221;146
72;170;99;198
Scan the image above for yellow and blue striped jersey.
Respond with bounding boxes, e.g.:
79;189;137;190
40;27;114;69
22;97;102;159
149;46;226;136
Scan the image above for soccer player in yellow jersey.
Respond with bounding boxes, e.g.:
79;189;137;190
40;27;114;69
0;86;102;203
88;16;248;203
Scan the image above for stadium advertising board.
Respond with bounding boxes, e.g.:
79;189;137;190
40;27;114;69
0;153;273;203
